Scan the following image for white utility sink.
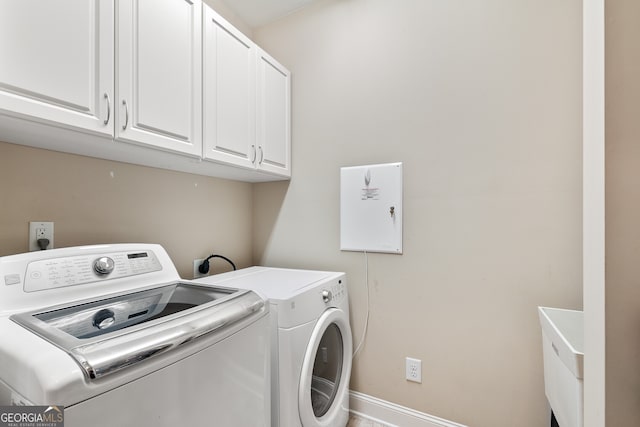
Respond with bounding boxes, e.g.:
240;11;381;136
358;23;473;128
538;306;584;427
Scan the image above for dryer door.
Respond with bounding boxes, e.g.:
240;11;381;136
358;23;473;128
298;308;352;427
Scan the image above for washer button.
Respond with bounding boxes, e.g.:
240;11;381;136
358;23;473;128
4;274;20;286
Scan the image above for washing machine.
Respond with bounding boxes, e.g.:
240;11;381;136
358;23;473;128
0;244;270;426
196;266;352;427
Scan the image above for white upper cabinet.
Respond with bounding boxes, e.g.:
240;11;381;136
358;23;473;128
117;0;202;156
256;49;291;177
0;1;289;181
203;7;256;168
0;0;114;135
203;5;290;177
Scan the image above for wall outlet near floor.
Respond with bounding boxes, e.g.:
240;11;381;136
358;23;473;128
29;221;54;251
405;357;422;383
193;259;206;279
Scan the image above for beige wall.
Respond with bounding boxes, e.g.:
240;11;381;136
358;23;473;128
0;142;253;278
605;0;640;425
202;0;253;37
252;1;583;426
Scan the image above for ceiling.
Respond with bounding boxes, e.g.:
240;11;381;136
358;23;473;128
224;0;320;28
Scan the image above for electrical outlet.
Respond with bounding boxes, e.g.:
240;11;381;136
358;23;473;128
405;357;422;383
193;259;206;279
29;222;54;251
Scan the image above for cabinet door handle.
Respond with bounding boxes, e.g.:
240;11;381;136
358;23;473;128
258;146;264;164
251;144;257;163
122;100;129;130
103;93;111;125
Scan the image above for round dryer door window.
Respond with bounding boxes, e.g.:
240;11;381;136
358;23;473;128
311;323;343;416
299;308;352;427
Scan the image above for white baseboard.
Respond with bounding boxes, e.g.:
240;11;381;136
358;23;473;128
349;391;468;427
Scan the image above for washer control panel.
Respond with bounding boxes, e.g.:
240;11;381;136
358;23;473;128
24;250;162;292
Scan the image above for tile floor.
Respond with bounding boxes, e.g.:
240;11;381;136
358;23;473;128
347;414;388;427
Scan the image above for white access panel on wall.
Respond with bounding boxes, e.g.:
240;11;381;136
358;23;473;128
340;162;403;254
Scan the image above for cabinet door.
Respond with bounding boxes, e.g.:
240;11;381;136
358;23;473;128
117;0;202;156
256;49;291;177
203;6;256;168
0;0;114;135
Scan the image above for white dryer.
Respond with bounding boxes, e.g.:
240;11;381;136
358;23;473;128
197;267;352;427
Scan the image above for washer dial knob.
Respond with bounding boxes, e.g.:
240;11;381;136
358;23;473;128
93;257;115;275
321;289;333;303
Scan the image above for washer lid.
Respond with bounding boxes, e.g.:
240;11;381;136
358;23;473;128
11;282;265;380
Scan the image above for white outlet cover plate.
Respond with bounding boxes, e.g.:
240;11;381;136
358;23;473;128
193;259;206;279
406;357;422;383
28;221;54;251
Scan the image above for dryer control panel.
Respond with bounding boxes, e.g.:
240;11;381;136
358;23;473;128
323;279;346;304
